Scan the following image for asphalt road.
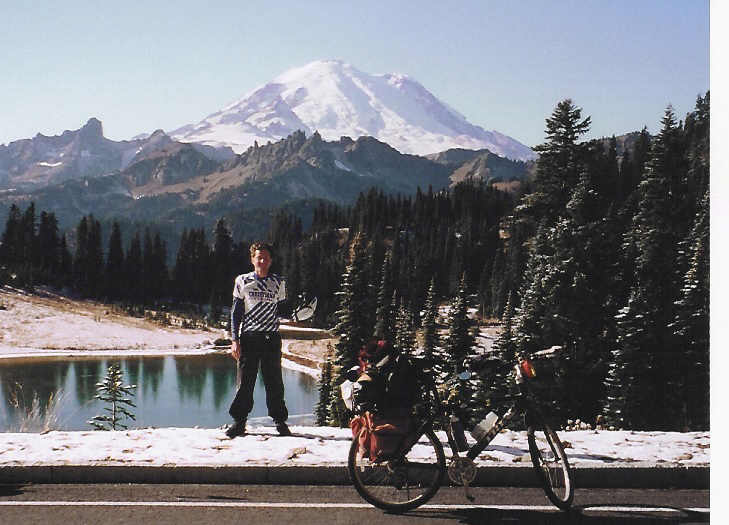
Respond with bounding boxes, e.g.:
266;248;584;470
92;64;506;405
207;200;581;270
0;483;709;524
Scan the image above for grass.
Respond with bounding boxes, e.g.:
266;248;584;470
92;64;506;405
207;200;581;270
6;383;65;433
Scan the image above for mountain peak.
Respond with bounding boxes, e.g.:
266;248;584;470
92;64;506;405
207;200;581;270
82;117;103;136
172;61;535;161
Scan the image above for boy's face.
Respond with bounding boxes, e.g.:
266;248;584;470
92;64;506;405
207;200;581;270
251;249;272;277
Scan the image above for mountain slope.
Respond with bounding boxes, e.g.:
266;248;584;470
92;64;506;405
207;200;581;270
171;60;536;160
0;120;235;192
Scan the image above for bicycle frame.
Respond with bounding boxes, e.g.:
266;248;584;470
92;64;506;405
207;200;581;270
403;365;542;462
347;353;574;512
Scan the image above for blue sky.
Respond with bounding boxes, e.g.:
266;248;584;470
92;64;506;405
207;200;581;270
2;0;710;148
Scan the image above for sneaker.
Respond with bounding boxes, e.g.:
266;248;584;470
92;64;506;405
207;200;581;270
225;419;246;438
275;421;292;436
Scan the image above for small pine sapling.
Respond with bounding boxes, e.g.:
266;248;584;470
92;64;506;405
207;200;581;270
88;364;137;431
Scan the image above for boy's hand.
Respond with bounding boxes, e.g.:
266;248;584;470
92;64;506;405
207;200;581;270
231;340;241;360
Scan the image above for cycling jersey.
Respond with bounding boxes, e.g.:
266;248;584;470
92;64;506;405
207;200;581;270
230;272;286;339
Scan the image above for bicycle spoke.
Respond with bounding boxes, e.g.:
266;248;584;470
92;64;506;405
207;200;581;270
348;428;445;512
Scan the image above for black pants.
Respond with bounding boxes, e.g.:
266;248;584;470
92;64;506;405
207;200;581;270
228;332;288;423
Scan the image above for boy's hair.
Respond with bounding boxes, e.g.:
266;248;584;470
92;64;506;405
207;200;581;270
250;241;274;259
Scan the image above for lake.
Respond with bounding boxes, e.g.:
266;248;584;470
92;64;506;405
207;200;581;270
0;354;320;431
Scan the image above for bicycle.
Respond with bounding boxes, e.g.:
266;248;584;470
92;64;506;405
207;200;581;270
344;350;574;513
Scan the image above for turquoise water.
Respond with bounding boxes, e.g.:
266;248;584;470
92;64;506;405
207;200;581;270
0;354;319;431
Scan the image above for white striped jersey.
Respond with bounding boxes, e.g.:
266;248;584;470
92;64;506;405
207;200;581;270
231;272;286;337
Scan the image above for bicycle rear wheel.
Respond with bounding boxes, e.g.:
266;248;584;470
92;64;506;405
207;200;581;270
527;422;574;510
348;428;445;513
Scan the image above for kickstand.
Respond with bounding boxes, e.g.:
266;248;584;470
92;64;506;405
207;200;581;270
462;478;475;502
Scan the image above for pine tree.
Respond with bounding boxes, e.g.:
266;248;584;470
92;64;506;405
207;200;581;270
125;232;144;306
532;99;591;217
443;274;476;423
73;217;89;295
608;107;684;429
88;364;137;431
373;252;394;340
58;234;73;288
37;211;60;280
421;278;440;371
394;300;416;356
21;202;39;273
490;292;517;404
328;233;374;426
0;204;22;268
105;221;125;301
210;218;233;323
152;232;169;300
142;229;155;304
86;217;104;298
670;190;709;429
315;343;335;426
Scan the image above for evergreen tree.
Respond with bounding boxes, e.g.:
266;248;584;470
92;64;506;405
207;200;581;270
373;252;394;340
152;232;169;300
210;218;233;325
328;233;374;426
0;204;22;268
59;234;73;288
421;278;441;372
21;202;39;272
394;299;416;355
315;343;335;426
73;217;89;295
443;274;475;423
142;229;155;304
105;222;125;301
125;232;144;306
532;99;591;217
88;364;137;431
607;107;684;429
670;190;709;429
37;211;60;280
490;292;517;405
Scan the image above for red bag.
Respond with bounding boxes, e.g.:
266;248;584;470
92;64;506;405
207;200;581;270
350;411;412;463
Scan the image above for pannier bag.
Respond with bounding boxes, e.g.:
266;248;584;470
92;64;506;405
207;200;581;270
353;340;420;417
350;411;414;463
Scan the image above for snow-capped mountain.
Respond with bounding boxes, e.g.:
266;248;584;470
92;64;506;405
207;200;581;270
171;60;536;161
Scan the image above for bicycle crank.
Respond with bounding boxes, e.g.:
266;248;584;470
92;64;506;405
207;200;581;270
447;457;476;501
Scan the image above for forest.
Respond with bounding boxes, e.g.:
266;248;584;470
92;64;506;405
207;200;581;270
0;94;709;431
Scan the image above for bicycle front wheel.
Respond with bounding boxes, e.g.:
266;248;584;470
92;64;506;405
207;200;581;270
348;428;445;513
528;422;574;510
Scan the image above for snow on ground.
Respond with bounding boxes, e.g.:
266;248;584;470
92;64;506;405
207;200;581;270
0;287;217;355
0;286;330;377
0;425;709;467
0;286;710;468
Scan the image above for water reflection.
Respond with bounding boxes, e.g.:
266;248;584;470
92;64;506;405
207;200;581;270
141;357;164;398
74;360;103;404
0;360;71;413
0;354;319;431
175;357;208;403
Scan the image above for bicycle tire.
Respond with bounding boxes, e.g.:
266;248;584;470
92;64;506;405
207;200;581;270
348;427;445;513
527;421;574;510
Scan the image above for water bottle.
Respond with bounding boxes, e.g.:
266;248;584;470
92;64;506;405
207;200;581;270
450;415;469;451
470;411;498;442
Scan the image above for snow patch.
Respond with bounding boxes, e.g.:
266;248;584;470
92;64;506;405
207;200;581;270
172;60;535;160
0;427;709;467
334;160;351;172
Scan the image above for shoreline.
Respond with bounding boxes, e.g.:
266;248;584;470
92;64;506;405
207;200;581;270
0;286;331;378
0;341;324;378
